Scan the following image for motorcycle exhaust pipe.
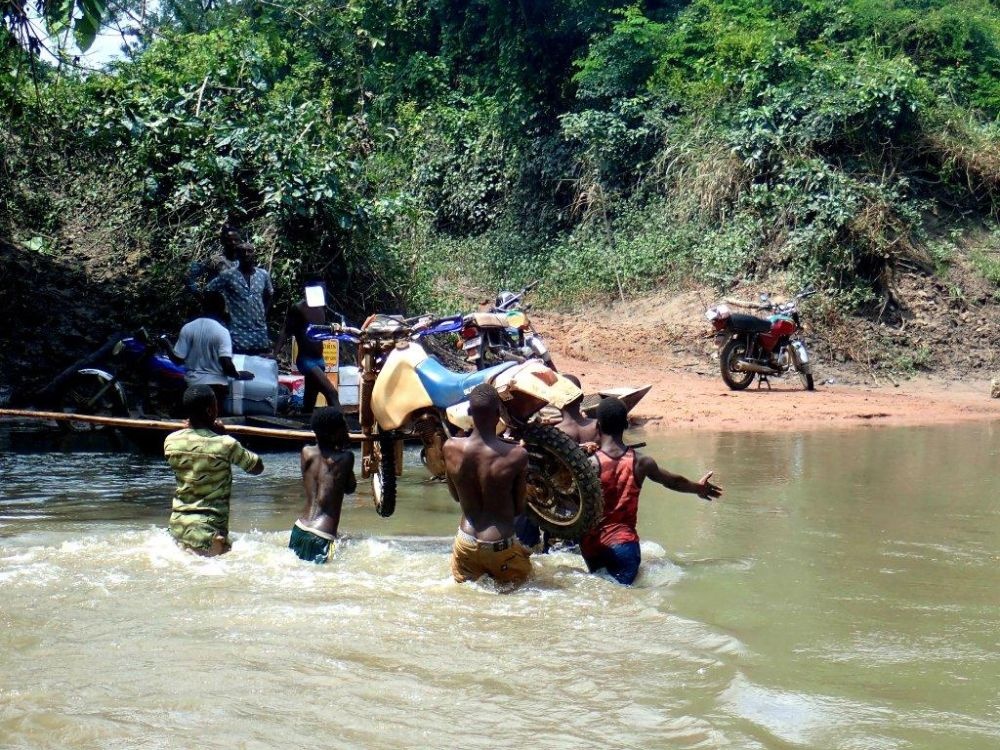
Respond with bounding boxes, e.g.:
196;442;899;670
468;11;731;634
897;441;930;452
736;360;779;375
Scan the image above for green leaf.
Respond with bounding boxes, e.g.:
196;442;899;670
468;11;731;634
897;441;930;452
45;0;75;36
74;0;107;52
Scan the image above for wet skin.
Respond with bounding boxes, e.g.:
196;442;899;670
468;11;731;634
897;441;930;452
555;399;599;444
298;439;356;537
443;404;528;542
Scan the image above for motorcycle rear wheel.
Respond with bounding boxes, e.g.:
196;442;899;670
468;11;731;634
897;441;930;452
521;424;602;541
371;433;398;518
720;339;755;391
58;372;128;432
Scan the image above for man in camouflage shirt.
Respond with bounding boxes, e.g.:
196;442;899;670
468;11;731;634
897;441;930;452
164;385;264;556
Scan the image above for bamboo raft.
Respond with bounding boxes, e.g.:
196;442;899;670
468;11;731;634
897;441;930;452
1;382;651;446
0;408;361;443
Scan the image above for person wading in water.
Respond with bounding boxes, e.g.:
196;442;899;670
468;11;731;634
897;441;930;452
289;407;356;564
582;397;722;585
445;383;533;592
554;374;599;445
164;386;264;556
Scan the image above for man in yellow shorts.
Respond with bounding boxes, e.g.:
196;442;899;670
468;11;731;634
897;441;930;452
164;385;264;556
444;384;532;592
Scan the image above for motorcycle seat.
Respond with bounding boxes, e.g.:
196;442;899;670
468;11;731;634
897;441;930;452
468;312;509;328
415;357;518;408
728;313;772;334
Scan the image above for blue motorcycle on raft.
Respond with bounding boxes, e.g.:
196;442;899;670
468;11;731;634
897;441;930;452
41;329;281;431
307;313;603;540
40;329;188;430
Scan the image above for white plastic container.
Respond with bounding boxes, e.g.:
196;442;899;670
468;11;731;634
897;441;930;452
225;355;279;416
338;365;360;407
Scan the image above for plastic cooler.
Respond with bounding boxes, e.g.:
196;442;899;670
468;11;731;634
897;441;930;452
338;365;360;407
225;355;279;416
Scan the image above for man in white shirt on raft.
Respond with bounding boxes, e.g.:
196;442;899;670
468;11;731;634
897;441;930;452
165;291;255;406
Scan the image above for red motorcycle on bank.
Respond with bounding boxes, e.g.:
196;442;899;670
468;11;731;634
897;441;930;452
705;289;818;391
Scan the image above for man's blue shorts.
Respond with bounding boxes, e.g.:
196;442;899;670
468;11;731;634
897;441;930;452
296;355;327;375
583;541;641;585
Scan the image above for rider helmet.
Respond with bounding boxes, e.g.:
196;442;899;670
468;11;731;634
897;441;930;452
495;291;518;310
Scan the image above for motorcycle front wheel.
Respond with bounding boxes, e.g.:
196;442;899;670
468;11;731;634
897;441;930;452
521;424;602;541
799;369;815;391
58;371;128;432
720;339;755;391
370;433;398;518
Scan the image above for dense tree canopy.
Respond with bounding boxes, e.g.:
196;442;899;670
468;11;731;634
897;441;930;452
2;0;999;322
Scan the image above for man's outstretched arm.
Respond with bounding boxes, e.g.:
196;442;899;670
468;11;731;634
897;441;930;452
636;455;722;500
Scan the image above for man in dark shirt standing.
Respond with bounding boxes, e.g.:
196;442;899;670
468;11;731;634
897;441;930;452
273;280;340;411
185;222;241;297
207;242;273;354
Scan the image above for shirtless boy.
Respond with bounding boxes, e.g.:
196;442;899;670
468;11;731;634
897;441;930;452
445;383;533;592
289;407;356;563
164;385;264;556
554;374;599;444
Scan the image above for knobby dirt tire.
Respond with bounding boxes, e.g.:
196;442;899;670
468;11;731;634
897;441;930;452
522;423;602;541
373;433;398;518
720;338;755;391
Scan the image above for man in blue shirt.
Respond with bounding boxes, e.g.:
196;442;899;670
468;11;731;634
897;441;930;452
207;242;273;354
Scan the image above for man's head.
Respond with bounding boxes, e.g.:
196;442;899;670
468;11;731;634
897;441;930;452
311;406;348;449
562;373;584;408
202;290;229;323
595;396;628;438
220;222;242;255
236;241;255;270
468;383;501;430
304;277;326;308
183;385;218;427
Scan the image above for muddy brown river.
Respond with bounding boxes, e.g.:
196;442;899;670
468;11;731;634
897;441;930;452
1;422;998;749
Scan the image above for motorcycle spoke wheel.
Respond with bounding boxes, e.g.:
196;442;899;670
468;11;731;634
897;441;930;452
59;374;126;432
522;424;602;541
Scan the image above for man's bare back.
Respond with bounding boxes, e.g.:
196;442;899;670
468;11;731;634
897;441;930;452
298;444;356;537
444;434;527;541
555;413;599;444
446;383;533;590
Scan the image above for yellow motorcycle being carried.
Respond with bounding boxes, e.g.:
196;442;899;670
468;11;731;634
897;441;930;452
307;314;601;540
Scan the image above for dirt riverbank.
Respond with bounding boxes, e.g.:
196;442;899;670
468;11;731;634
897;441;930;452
533;291;1000;433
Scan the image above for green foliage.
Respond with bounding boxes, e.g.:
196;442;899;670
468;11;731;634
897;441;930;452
2;0;112;52
3;0;1000;326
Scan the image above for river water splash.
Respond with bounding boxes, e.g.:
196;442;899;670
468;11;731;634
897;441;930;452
1;424;998;749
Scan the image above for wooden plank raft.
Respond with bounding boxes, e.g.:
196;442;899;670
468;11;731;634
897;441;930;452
0;408;364;443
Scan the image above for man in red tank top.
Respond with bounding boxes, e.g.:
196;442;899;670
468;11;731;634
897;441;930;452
581;398;722;585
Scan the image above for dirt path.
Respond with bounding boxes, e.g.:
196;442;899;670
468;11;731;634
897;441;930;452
533;300;1000;433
